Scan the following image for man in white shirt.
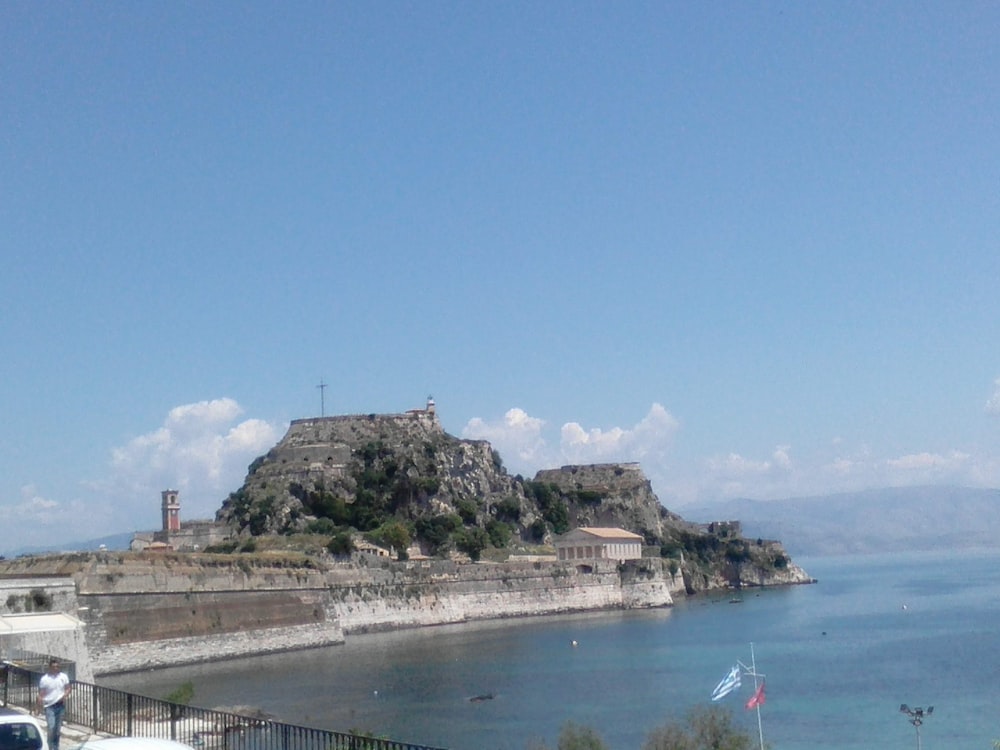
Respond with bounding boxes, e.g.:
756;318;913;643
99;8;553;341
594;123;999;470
35;658;73;750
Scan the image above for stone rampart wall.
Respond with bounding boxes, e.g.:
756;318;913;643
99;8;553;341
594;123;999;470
2;555;678;676
283;412;438;450
93;622;346;675
326;559;670;633
0;577;79;615
534;463;646;492
0;578;96;683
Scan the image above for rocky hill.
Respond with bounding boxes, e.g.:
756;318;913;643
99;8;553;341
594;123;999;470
215;403;803;590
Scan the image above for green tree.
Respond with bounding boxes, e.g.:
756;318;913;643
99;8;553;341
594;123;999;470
380;521;412;560
495;496;522;523
455;498;479;524
486;519;513;548
527;722;609;750
529;518;548;542
163;681;194;706
544;500;570;534
327;531;354;556
455;527;489;561
415;513;463;554
305;517;337;535
724;542;751;564
557;722;607;750
643;705;758;750
248;495;277;536
668;559;680;582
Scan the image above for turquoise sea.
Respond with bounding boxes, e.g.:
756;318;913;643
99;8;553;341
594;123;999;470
104;550;1000;749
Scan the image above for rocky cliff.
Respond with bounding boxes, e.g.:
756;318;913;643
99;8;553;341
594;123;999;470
216;408;531;547
214;404;806;591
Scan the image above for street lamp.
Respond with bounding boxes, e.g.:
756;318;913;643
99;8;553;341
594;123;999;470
900;704;933;750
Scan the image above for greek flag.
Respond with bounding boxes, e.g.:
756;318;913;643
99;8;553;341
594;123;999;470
711;665;741;701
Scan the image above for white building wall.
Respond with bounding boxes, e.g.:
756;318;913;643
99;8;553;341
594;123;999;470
555;539;642;562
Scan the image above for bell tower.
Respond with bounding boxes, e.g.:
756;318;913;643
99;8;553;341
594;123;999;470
161;489;181;533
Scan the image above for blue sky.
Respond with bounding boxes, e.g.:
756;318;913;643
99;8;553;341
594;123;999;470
2;2;999;554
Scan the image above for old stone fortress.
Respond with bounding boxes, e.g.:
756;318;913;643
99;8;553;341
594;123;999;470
0;399;809;682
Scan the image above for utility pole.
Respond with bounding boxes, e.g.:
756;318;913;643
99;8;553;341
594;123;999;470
317;379;327;417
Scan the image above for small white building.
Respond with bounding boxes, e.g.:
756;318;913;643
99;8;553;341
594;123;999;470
355;539;391;558
554;527;644;562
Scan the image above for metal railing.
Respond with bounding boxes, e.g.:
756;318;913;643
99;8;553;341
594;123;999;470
1;663;447;750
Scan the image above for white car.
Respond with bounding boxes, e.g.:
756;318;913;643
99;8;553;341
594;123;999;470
0;708;48;750
67;741;196;750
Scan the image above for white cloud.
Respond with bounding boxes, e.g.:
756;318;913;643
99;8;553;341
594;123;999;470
885;450;969;474
104;398;282;520
462;408;547;470
463;403;680;479
560;422;627;461
167;398;244;428
0;485;94;552
560;403;679;465
826;457;857;476
705;446;794;478
987;378;1000;415
692;446;798;502
62;398;280;543
706;452;769;476
11;484;60;523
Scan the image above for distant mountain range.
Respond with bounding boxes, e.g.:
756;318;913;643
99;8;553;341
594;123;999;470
681;486;1000;557
1;531;134;559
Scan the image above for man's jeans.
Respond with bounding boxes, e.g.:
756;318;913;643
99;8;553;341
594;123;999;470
44;701;66;750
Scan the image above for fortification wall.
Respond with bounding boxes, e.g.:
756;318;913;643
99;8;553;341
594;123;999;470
534;463;647;492
1;554;677;675
0;556;345;676
70;556;344;674
0;578;95;681
324;558;676;633
0;577;79;615
283;411;439;450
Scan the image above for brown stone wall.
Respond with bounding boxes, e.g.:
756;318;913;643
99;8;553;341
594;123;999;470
95;589;328;644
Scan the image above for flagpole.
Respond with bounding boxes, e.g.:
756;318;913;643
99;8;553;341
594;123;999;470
750;643;765;750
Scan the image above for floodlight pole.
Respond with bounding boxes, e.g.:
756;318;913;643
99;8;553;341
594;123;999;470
900;704;933;750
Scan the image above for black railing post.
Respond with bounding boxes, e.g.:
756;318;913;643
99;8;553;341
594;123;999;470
126;692;134;737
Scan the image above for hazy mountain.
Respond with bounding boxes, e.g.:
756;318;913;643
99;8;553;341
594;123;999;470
1;531;134;559
680;486;1000;557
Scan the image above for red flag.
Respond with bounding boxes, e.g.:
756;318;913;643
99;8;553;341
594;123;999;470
745;681;766;710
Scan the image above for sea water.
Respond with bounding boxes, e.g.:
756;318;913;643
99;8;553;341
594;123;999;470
103;549;1000;749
